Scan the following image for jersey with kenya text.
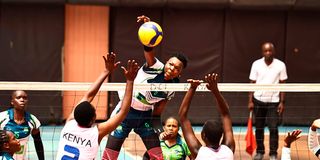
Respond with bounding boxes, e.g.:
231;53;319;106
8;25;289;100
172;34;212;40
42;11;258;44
56;120;99;160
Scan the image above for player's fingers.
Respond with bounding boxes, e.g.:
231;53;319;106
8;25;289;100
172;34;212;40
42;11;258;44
187;79;193;82
129;60;135;69
133;62;139;71
102;56;107;62
213;73;218;80
114;61;121;67
121;66;127;73
109;52;116;60
207;73;213;83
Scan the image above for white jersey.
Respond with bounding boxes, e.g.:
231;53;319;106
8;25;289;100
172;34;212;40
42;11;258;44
249;57;287;103
308;127;320;158
56;120;99;160
195;145;233;160
117;58;177;111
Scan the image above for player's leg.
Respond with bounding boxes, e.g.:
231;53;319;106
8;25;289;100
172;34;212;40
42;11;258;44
103;135;126;160
266;103;280;157
142;133;163;160
135;117;163;160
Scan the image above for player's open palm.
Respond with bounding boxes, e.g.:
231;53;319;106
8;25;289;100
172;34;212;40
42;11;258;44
103;52;120;73
187;79;202;89
284;129;302;146
205;73;219;92
121;60;139;81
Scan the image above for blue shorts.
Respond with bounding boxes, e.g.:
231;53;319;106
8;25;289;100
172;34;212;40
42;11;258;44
111;107;155;139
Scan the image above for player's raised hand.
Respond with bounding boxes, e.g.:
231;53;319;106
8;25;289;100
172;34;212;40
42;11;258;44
121;60;140;81
205;73;219;92
103;52;120;73
137;15;150;23
187;79;202;89
284;130;302;148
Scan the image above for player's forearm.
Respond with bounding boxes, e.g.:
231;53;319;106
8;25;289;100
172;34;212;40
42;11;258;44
308;127;320;157
178;87;196;120
212;90;230;116
144;46;156;67
119;80;134;114
281;147;291;160
85;71;110;101
33;133;45;160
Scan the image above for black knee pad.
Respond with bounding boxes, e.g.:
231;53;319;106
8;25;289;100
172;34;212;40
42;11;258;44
105;135;125;151
141;133;161;150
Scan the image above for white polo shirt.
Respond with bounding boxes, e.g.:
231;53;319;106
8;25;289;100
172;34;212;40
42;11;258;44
249;57;287;103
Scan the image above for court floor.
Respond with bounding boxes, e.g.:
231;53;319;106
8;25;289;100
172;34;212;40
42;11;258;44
24;126;317;160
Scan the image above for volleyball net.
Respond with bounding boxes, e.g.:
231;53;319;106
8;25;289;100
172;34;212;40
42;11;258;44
0;82;319;160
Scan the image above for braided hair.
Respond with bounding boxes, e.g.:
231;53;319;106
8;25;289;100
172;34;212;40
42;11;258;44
0;130;9;151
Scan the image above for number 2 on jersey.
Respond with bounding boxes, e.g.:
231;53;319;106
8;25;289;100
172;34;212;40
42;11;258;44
61;145;80;160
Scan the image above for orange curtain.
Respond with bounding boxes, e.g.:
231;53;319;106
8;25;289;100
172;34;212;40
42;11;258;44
63;4;109;120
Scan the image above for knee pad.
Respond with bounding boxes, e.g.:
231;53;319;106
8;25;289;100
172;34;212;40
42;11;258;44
147;147;163;160
102;148;119;160
106;135;125;151
142;133;161;150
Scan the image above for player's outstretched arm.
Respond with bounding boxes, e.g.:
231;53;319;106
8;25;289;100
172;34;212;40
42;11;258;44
284;129;302;148
97;60;139;143
205;73;235;153
66;52;120;122
309;119;320;159
32;129;44;160
178;79;202;159
137;15;156;67
281;130;302;160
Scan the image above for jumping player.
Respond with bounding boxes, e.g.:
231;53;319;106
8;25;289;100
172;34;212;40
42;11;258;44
103;15;188;160
179;73;235;159
0;90;44;160
55;52;139;160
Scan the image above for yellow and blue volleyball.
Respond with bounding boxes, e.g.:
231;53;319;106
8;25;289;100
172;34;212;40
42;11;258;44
138;21;163;47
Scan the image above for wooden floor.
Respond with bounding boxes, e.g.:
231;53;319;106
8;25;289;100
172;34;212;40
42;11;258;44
27;126;319;160
122;133;318;160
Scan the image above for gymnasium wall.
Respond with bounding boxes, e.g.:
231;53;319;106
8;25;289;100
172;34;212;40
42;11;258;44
109;8;320;125
63;4;109;120
1;2;320;125
0;4;64;124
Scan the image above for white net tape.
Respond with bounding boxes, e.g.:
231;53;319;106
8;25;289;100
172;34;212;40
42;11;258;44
0;81;320;92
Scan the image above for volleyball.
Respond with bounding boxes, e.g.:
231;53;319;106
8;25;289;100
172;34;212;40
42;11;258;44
138;21;163;47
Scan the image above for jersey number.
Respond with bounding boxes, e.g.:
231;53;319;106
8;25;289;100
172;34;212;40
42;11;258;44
61;145;80;160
